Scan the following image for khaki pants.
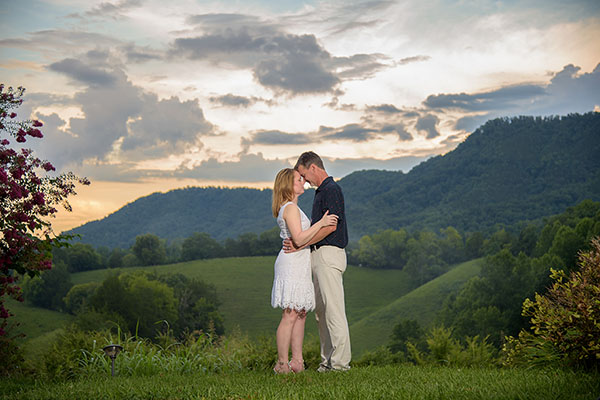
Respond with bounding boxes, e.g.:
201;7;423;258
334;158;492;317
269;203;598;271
311;246;351;370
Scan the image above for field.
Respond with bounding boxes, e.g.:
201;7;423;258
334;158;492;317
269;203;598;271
6;257;600;399
12;257;482;357
1;365;598;400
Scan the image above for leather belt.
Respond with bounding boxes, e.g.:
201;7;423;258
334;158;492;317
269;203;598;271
310;244;324;252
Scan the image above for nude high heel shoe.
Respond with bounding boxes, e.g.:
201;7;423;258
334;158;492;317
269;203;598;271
273;360;291;374
289;358;305;373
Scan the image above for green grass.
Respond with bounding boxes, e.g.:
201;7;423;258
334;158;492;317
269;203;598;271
68;257;411;341
1;365;598;399
350;259;482;355
5;299;73;363
6;298;74;341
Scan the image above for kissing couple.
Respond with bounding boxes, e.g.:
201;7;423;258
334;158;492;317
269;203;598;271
270;151;351;373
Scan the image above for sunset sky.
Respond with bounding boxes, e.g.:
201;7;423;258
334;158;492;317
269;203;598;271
1;0;599;233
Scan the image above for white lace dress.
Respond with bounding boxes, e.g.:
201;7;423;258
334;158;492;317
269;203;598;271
270;202;315;312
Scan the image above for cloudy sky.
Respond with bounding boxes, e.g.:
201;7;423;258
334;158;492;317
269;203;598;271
2;0;599;233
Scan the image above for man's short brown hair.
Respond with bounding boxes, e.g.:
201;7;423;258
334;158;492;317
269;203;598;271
295;151;324;170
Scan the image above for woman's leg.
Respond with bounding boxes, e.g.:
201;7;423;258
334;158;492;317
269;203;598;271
289;310;307;372
275;308;298;372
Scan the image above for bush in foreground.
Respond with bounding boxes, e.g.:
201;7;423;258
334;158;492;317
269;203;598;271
32;323;323;380
503;237;600;369
356;325;497;367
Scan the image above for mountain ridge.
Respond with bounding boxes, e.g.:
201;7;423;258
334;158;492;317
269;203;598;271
68;112;600;248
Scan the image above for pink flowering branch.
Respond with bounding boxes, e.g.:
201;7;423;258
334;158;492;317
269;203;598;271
0;84;90;337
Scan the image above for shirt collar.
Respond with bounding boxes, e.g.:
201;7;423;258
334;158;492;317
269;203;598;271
316;176;333;192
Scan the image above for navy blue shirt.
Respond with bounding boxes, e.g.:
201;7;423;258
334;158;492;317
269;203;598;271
311;176;348;249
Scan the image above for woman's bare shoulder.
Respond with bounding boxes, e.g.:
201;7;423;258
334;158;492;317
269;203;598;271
282;202;300;217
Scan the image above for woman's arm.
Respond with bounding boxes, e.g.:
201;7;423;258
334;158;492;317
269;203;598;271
283;203;337;248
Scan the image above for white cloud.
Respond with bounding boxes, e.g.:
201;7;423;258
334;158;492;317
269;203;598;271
2;0;598;186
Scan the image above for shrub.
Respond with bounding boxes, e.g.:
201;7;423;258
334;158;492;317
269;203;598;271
383;324;498;367
42;326;109;380
0;329;25;376
63;282;99;315
22;262;72;311
355;346;404;366
425;327;497;367
426;326;460;365
388;319;425;355
503;237;600;368
39;325;313;379
0;84;89;338
449;335;497;367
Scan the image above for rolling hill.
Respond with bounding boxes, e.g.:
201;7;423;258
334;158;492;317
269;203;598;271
14;256;481;356
349;258;482;355
68;112;600;248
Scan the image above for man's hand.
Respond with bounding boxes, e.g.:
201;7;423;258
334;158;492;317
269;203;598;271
282;238;301;253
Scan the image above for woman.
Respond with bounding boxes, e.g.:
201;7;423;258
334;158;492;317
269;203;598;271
271;168;338;374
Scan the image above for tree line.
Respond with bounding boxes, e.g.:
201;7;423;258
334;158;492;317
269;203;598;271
52;226;282;273
385;199;600;366
25;270;224;340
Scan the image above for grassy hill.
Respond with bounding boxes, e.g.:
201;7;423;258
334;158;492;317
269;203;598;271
68;257;413;341
350;258;482;355
7;298;74;362
12;257;482;357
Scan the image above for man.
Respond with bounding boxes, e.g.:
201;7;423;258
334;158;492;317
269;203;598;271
284;151;351;371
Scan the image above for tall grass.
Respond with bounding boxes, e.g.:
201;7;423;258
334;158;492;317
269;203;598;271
39;325;269;380
3;321;599;399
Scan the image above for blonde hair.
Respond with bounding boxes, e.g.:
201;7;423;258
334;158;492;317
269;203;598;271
272;168;295;217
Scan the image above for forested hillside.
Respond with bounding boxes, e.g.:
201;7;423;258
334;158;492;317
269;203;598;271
69;186;314;248
345;112;600;234
68;112;600;248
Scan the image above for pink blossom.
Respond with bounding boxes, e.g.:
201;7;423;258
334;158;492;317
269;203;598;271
42;162;55;171
9;113;16;119
11;167;24;180
8;184;23;199
27;128;43;138
16;212;30;223
32;120;43;127
32;192;45;205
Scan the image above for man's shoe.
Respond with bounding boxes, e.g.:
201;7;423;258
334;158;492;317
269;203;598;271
317;365;331;373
